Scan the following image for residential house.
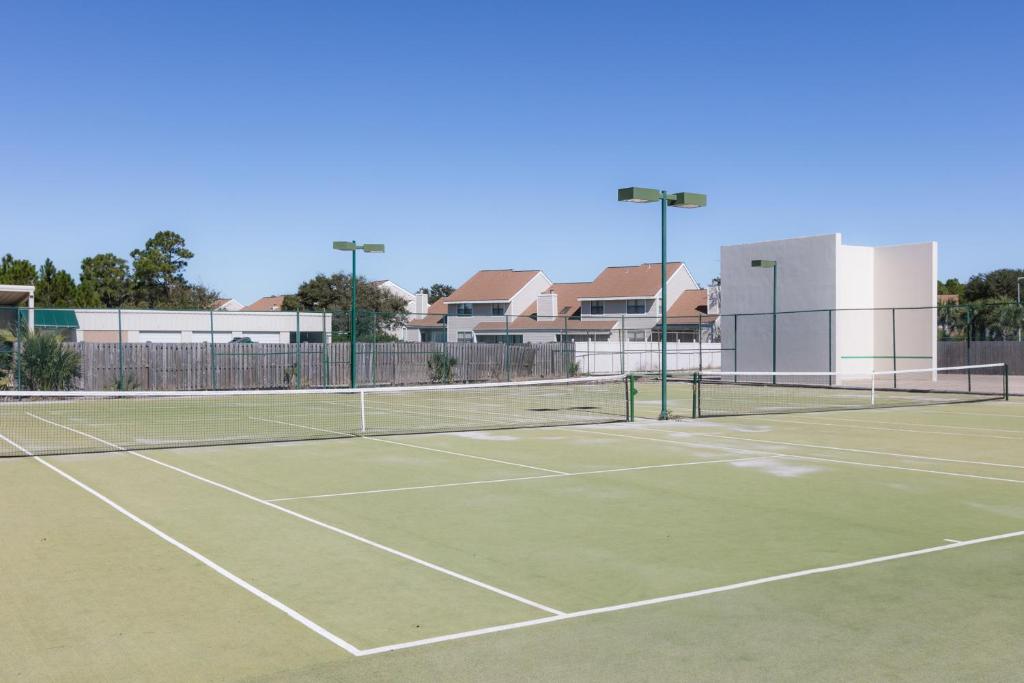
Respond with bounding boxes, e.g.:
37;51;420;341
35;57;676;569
405;298;449;342
444;270;552;342
243;295;287;312
661;289;718;342
211;298;244;312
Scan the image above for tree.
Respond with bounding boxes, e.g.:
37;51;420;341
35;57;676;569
0;254;37;285
80;253;131;307
129;231;217;308
937;278;965;297
286;272;410;341
35;259;78;307
418;283;455;304
963;269;1024;302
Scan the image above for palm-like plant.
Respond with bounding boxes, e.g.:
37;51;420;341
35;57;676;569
19;331;81;390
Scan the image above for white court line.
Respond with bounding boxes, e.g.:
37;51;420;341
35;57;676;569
568;426;1024;485
27;413;563;617
249;416;568;475
0;429;362;656
359;528;1024;656
755;416;1024;441
781;453;1024;485
944;539;961;544
266;454;786;502
792;414;1024;435
638;427;1024;472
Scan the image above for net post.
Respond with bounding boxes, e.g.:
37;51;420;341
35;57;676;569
692;372;701;418
1004;363;1010;400
627;375;635;421
870;372;876;406
359;389;367;432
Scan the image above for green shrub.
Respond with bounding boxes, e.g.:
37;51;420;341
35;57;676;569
427;351;457;384
20;332;81;390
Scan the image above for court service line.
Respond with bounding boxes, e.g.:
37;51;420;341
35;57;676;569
266;454;787;502
569;426;1024;485
638;427;1024;472
27;413;564;617
0;430;363;656
789;414;1024;435
780;454;1024;485
358;528;1024;656
753;416;1024;441
250;417;568;475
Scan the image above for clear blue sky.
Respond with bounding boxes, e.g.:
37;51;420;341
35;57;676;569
2;0;1021;304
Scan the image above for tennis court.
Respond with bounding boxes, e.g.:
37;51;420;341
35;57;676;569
3;374;1024;680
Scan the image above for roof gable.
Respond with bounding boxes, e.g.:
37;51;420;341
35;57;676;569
446;270;544;303
578;263;682;299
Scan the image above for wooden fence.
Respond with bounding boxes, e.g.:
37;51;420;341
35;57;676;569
69;341;577;391
938;340;1024;375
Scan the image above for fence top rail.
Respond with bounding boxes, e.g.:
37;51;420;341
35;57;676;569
701;363;1006;379
2;373;627;400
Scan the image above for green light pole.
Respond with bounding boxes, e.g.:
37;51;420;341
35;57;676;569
751;260;778;383
618;187;707;419
333;241;385;388
1017;276;1023;343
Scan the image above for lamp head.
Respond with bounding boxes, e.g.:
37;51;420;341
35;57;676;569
751;259;777;268
333;241;357;251
362;243;386;253
667;192;707;208
617;187;662;203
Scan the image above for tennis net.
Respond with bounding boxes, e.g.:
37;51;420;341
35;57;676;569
0;375;630;457
691;364;1009;418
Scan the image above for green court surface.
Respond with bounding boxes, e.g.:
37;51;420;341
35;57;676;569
3;396;1024;680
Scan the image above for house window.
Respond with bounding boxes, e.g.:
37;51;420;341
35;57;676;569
457;331;474;342
589;301;604;315
490;304;505;316
627;299;645;314
627;330;647;341
456;303;472;317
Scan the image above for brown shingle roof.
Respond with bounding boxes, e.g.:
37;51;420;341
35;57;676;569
578;263;682;299
667;289;715;320
446;270;542;303
243;295;287;312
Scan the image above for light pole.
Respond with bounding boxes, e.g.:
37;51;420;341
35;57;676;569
618;187;707;419
333;241;385;388
1017;276;1023;342
751;260;778;382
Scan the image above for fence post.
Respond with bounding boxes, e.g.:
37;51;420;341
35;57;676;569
827;309;833;386
15;309;22;389
295;310;301;388
966;305;973;392
209;309;217;390
698;313;703;371
321;311;328;387
117;308;125;390
733;315;739;372
504;315;510;381
891;307;897;388
371;311;378;387
620;315;625;374
563;315;569;377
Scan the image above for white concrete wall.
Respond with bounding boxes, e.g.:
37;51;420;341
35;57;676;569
835;244;876;375
720;234;839;372
73;309;330;343
576;342;722;374
873;242;938;373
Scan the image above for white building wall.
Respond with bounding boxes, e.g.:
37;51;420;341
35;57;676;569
73;309;330;344
872;242;938;373
720;234;839;372
835;244;876;375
